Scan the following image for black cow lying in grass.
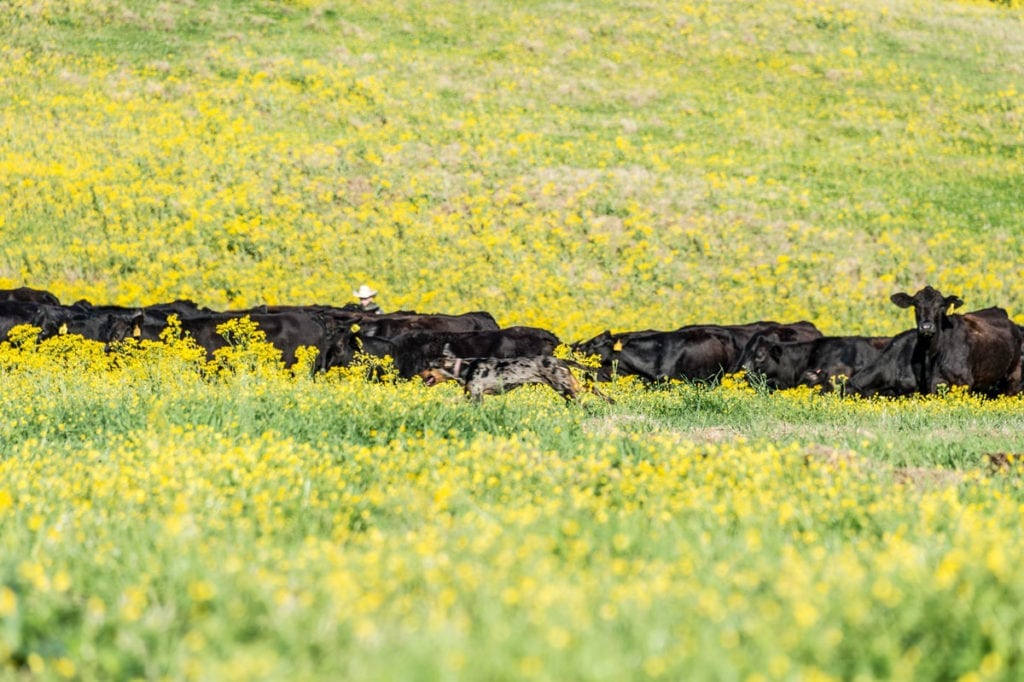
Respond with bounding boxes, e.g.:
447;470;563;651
573;321;821;383
738;335;891;390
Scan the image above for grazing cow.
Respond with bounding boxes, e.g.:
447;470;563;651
419;345;613;403
572;326;743;383
850;287;1022;397
738;335;891;390
320;326;560;378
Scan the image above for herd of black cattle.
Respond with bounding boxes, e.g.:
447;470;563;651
1;284;1022;398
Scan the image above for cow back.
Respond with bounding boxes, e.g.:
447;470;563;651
576;326;740;383
0;287;61;306
956;308;1022;395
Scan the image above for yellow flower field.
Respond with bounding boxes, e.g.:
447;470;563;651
3;0;1024;678
2;0;1023;338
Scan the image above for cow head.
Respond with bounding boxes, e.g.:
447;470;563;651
315;318;363;372
572;331;620;360
105;311;145;344
739;336;783;388
891;286;963;337
571;331;621;381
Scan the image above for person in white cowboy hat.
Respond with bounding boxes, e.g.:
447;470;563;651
352;284;383;314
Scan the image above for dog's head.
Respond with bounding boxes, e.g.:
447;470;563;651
418;367;453;387
419;344;463;386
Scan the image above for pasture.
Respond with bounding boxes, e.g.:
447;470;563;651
2;0;1024;679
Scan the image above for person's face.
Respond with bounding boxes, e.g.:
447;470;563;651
360;297;374;306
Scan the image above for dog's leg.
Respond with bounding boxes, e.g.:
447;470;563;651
589;383;615;404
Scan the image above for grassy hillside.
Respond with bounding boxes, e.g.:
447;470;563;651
2;0;1022;338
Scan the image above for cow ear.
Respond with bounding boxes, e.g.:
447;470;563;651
890;293;914;308
945;295;964;310
768;343;783;363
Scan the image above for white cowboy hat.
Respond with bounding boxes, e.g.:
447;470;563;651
353;285;378;299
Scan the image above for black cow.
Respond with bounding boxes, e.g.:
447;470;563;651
141;300;212;317
321;326;560;378
0;301;55;341
0;301;142;348
249;307;500;339
682;320;822;352
68;300;211;341
137;310;329;367
37;305;146;347
840;330;922;397
739;335;891;390
341;310;500;337
314;321;398;374
0;287;61;306
721;321;823;372
572;326;741;383
845;287;1022;397
72;299;208;316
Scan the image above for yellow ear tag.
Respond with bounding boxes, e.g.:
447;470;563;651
59;323;68;335
612;340;623;352
350;323;360;333
133;325;141;337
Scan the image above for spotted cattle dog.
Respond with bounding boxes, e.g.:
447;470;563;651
419;345;614;404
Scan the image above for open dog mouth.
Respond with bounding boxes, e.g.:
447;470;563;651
419;369;449;386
